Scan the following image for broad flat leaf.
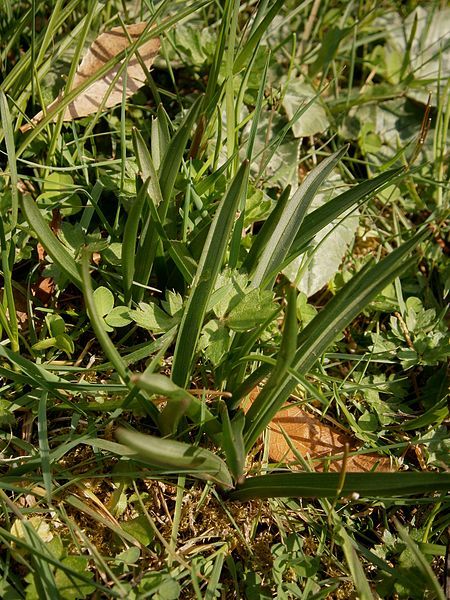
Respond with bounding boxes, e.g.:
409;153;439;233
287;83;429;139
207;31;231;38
282;77;329;138
267;403;393;472
226;288;277;331
22;23;160;130
129;301;174;332
105;305;132;328
199;319;231;366
283;172;359;297
93;286;114;317
54;556;95;600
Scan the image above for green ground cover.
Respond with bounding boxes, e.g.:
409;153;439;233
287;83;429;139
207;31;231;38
0;0;449;598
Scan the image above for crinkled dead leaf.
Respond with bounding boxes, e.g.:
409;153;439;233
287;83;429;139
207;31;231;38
268;403;393;472
21;23;160;131
245;389;393;472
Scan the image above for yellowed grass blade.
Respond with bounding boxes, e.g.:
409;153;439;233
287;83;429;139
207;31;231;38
21;23;160;131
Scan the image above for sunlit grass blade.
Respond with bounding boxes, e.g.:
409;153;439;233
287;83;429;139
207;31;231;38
338;527;377;600
0;91;18;227
132;129;164;299
229;472;450;501
37;391;52;503
249;147;347;288
243;286;297;446
79;252;159;420
233;0;284;73
287;168;404;262
0;218;19;352
122;178;149;304
219;402;246;484
394;518;446;600
244;229;428;450
171;160;249;387
20;194;82;289
158;94;203;208
80;250;129;383
116;427;233;490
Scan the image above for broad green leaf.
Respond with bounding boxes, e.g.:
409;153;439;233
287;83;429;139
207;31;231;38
226;288;277;331
105;306;132;328
129;302;174;333
46;314;65;337
93;286;114;317
245;110;301;189
394;518;446;600
282;77;329;138
199;320;231;366
53;556;96;600
54;334;75;356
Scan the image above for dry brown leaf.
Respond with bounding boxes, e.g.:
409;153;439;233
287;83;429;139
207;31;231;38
21;23;160;131
32;277;55;306
268;404;393;472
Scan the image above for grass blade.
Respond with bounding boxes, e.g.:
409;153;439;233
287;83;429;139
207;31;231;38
80;250;129;383
233;0;284;73
287;168;404;262
37;391;52;504
219;402;246;484
122;178;149;303
229;472;450;501
249;147;348;288
116;427;233;490
158;94;203;208
0;91;18;227
244;229;428;450
171;160;249;387
338;527;376;600
394;518;446;600
20;194;82;289
243;286;297;447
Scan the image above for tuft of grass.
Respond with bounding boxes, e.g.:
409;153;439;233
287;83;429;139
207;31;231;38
0;0;448;598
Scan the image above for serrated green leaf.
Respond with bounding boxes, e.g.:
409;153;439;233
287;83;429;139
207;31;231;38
129;302;174;333
226;288;277;331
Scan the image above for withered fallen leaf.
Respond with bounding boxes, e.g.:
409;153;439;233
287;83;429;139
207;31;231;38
21;23;160;131
268;403;393;472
